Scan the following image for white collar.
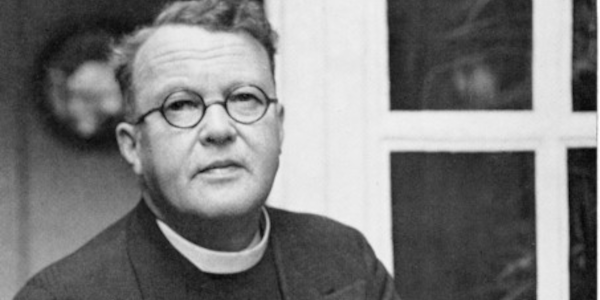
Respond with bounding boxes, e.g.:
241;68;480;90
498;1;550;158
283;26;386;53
156;207;271;274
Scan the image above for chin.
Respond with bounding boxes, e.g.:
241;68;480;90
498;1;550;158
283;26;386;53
183;195;265;220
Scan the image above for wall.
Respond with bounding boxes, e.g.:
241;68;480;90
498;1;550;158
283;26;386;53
0;0;170;298
0;0;25;296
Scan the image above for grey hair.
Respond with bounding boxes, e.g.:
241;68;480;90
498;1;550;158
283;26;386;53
112;0;277;120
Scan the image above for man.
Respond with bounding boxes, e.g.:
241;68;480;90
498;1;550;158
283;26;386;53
15;1;400;299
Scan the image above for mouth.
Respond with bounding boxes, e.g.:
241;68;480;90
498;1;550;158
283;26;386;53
198;160;244;175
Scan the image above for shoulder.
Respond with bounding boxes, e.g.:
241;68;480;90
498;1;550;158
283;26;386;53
267;206;365;243
266;207;400;299
267;206;371;264
14;212;140;299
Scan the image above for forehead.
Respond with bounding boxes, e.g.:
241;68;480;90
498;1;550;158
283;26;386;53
132;25;273;99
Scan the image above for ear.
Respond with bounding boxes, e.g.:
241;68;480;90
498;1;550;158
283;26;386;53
116;122;143;175
276;104;285;147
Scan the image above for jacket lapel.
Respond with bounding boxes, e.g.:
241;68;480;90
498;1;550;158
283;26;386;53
126;201;208;299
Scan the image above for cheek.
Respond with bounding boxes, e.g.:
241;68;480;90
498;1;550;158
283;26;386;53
249;124;282;169
139;131;192;181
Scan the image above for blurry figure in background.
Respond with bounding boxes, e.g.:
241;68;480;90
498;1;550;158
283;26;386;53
15;0;400;299
39;25;127;148
421;0;531;110
47;59;122;139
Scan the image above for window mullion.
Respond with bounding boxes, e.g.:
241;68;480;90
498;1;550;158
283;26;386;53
533;0;573;114
536;144;571;300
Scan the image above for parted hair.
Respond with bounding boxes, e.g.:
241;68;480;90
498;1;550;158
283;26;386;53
113;0;277;120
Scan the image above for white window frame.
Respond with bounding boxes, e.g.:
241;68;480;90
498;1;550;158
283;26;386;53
266;0;597;299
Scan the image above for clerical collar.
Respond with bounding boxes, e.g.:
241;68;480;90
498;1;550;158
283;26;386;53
156;207;270;275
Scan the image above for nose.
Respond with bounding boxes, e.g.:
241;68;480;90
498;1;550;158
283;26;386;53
197;103;236;146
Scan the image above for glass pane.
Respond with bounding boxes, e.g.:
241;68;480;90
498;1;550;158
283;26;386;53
388;0;532;110
569;148;597;299
573;0;597;111
391;152;536;300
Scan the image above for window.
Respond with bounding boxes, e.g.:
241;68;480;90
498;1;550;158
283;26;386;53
389;0;532;110
266;0;596;299
386;0;597;299
391;152;536;299
568;148;597;300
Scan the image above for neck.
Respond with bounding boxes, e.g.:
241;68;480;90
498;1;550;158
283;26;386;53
175;211;262;252
143;197;262;252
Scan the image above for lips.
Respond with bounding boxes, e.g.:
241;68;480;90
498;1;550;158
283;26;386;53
198;159;244;174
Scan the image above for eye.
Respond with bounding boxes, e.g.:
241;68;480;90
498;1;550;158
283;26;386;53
228;92;263;104
227;85;268;106
165;100;197;111
163;91;202;111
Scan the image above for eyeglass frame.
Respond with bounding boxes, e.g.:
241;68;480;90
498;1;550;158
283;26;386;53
130;84;279;128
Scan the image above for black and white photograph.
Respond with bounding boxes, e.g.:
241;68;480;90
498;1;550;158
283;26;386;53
0;0;596;299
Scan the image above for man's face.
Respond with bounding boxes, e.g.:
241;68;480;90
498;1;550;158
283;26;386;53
118;25;283;222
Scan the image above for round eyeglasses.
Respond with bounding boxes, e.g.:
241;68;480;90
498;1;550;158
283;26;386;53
132;85;278;128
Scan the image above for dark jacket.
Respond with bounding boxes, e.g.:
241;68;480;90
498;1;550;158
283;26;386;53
15;201;399;300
